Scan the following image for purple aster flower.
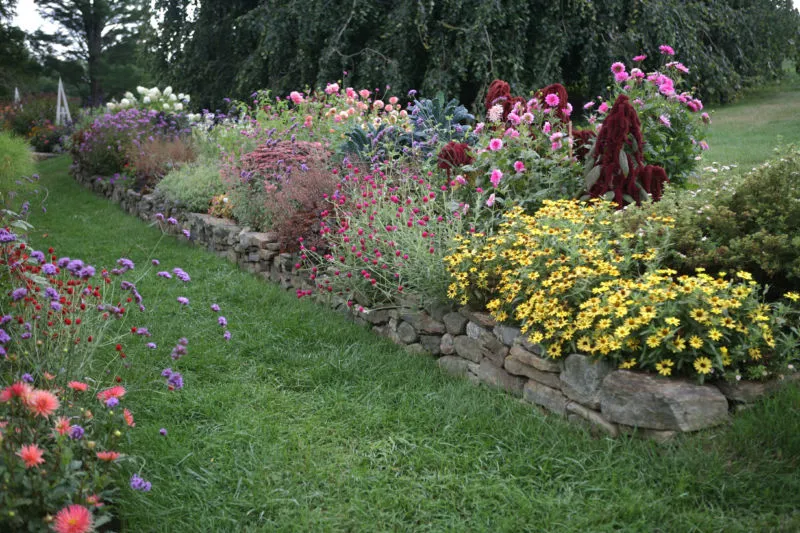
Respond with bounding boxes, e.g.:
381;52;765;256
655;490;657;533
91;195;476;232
45;287;59;300
167;217;178;225
159;428;167;436
57;257;70;268
105;397;119;407
22;373;33;383
0;315;10;325
51;301;62;311
177;297;189;306
78;266;96;279
135;327;151;336
218;316;227;327
223;330;231;341
161;368;173;378
20;332;31;340
0;329;10;344
42;263;57;275
146;342;157;349
211;303;220;312
30;250;45;263
69;425;85;440
152;259;160;265
170;343;187;360
178;337;188;346
155;213;165;222
130;473;152;492
182;229;190;239
11;287;27;301
157;271;172;279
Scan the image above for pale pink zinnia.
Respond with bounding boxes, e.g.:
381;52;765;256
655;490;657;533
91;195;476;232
610;62;626;74
544;93;560;107
52;504;93;533
488;138;503;151
614;71;629;83
490;169;503;188
27;389;60;418
659;114;671;127
486;193;496;207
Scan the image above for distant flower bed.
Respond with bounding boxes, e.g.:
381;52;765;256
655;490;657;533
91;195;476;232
68;45;799;386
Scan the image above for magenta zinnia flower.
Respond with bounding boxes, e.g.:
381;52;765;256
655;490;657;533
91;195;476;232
610;62;626;74
544;93;560;107
659;44;675;56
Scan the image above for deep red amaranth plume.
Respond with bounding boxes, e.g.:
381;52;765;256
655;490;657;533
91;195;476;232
585;94;668;207
484;79;511;111
437;141;473;178
536;83;570;122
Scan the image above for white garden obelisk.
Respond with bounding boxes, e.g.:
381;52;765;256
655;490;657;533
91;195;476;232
55;78;72;125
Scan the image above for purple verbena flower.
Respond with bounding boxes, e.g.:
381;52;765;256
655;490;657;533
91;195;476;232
177;297;189;306
22;373;33;383
11;288;27;301
223;330;231;341
146;342;157;349
105;397;119;407
130;473;152;492
157;271;172;279
42;263;57;275
0;329;10;344
211;303;220;312
218;316;227;327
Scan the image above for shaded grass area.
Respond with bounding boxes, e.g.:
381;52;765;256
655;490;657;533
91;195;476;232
28;156;800;532
705;72;800;168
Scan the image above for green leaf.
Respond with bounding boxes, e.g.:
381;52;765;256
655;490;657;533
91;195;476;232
619;149;629;177
603;191;615;201
584;165;601;190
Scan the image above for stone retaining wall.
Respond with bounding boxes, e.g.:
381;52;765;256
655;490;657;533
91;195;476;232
73;168;796;440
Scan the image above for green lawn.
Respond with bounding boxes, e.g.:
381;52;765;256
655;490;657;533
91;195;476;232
705;73;800;168
25;156;800;532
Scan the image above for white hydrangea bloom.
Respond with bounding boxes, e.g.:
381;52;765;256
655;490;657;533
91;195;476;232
163;103;171;110
143;96;151;104
163;86;173;97
174;103;183;111
136;86;147;95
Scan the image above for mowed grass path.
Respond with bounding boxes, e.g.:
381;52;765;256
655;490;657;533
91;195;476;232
705;74;800;168
28;157;800;532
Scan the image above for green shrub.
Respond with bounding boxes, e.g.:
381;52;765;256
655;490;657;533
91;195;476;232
0;131;35;197
617;145;800;293
155;158;225;212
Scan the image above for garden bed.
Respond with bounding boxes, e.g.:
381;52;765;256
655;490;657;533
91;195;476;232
72;164;798;439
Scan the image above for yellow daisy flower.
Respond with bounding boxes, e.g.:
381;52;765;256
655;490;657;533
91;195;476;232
655;359;674;376
689;336;704;349
693;357;713;375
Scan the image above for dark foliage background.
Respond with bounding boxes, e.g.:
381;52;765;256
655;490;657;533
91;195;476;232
152;0;800;110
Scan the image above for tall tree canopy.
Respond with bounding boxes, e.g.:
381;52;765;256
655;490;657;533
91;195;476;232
35;0;150;104
153;0;800;111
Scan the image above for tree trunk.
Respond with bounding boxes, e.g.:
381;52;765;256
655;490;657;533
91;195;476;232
85;10;104;105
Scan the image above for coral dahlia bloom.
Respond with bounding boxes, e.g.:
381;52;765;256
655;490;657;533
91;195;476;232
96;450;121;461
52;504;93;533
0;381;33;402
55;416;71;436
27;389;60;417
67;381;88;392
96;386;125;403
17;443;45;468
123;408;135;427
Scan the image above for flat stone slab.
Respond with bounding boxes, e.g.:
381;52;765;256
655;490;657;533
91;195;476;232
560;354;614;409
600;371;729;432
523;380;568;415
